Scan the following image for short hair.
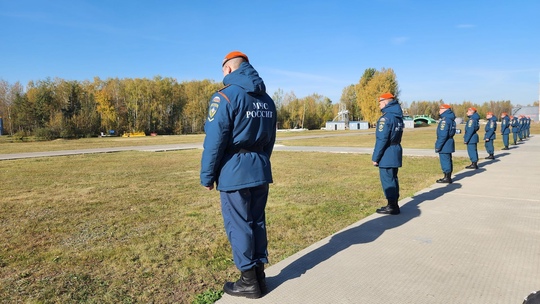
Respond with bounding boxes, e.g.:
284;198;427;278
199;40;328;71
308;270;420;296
224;57;245;70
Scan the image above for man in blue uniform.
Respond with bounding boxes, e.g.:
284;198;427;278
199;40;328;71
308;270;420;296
484;112;497;159
435;104;456;183
518;115;525;141
372;93;404;215
464;107;480;169
500;112;510;150
525;115;531;138
200;51;277;299
510;115;519;145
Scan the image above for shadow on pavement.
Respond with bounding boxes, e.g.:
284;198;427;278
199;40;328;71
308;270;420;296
476;152;510;168
267;183;463;291
451;168;484;182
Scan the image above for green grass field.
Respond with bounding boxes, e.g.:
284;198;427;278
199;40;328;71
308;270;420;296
0;124;536;303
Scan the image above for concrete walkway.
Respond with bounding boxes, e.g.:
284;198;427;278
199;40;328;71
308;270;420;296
218;137;540;304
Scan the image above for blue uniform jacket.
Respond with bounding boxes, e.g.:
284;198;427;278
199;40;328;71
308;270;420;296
200;62;277;191
435;109;456;153
511;117;519;133
372;100;404;168
519;117;525;131
464;112;480;144
484;116;497;140
500;116;510;135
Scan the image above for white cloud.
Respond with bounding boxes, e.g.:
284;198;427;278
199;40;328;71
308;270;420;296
391;36;409;45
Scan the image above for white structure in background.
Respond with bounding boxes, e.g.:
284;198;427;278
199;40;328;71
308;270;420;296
512;106;539;122
325;103;369;130
349;121;369;130
403;115;415;128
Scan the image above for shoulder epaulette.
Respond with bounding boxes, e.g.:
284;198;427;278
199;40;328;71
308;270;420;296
217;84;231;92
216;85;231;103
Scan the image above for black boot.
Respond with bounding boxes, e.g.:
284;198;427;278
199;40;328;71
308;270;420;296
465;162;478;169
255;263;268;295
376;199;400;215
223;267;261;299
485;154;494;159
436;172;452;184
502;146;509;150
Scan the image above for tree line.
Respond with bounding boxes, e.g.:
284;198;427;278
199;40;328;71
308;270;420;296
0;76;337;139
0;77;220;139
0;69;533;139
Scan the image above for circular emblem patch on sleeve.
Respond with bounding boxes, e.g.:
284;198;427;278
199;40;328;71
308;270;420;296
378;119;385;132
440;121;446;130
207;97;220;122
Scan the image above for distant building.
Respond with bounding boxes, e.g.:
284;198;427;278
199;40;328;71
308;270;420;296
325;121;369;130
403;116;415;128
325;121;347;130
349;121;369;130
512;106;539;121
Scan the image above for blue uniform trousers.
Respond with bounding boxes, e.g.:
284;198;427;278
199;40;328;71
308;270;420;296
467;143;478;162
502;134;509;147
379;167;399;200
438;153;453;173
512;132;518;144
220;184;269;271
485;140;494;155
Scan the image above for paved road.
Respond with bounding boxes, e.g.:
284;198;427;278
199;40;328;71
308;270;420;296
0;144;202;160
0;128;465;161
0;143;483;160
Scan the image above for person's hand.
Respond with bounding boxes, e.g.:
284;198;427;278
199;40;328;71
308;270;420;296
372;161;378;166
204;185;214;191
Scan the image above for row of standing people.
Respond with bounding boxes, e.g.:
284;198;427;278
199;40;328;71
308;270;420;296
509;113;532;146
376;101;540;304
369;100;535;218
437;105;532;180
313;95;520;220
198;51;532;299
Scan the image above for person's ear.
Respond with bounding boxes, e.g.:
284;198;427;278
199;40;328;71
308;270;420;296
223;65;231;75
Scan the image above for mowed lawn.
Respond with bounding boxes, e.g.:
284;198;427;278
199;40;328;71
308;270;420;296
2;124;533;303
